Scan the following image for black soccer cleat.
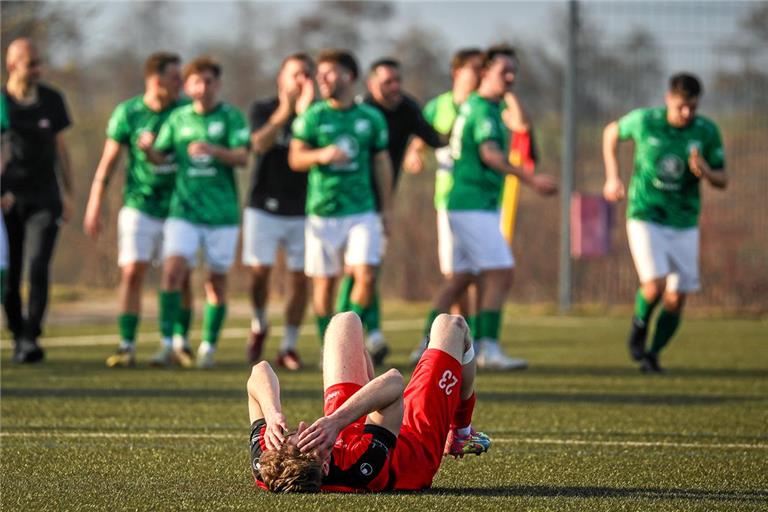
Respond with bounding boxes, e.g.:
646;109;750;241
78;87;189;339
640;352;663;374
627;317;648;362
371;343;390;367
13;339;45;364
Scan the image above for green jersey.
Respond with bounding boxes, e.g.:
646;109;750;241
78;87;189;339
154;102;249;226
291;100;388;217
106;95;190;219
423;91;459;211
446;93;507;211
0;94;8;133
618;107;725;228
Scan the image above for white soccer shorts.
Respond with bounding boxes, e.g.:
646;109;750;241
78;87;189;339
305;212;383;277
627;219;700;293
163;218;240;274
438;209;515;275
242;208;305;271
117;206;164;266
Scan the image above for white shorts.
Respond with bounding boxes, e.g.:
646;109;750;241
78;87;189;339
117;207;164;266
627;219;700;293
438;210;515;275
242;208;305;271
305;212;382;277
163;218;240;274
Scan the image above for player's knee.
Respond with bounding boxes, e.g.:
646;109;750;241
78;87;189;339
642;279;665;301
251;265;271;281
326;312;363;342
121;264;146;288
430;314;468;343
663;293;685;312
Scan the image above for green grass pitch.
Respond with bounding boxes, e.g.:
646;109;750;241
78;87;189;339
2;307;767;511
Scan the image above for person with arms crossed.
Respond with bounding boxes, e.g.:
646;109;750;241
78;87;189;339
415;45;558;370
243;53;315;370
248;312;489;493
84;52;195;368
288;49;394;349
2;38;74;364
143;56;250;368
602;73;727;373
335;57;445;365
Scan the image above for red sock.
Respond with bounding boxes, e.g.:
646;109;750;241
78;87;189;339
451;392;476;430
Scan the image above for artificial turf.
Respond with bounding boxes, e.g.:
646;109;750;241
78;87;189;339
2;307;766;511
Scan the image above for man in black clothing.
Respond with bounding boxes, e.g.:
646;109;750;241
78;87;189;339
243;53;315;369
336;58;444;364
2;38;74;364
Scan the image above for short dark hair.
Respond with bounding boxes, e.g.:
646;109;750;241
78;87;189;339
369;58;400;76
144;52;181;79
450;48;483;71
483;44;517;69
669;72;702;99
183;55;222;80
317;49;359;80
280;52;315;74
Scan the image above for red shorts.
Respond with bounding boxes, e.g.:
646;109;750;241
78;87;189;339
389;348;463;490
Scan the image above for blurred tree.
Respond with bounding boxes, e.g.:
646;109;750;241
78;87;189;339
387;26;450;101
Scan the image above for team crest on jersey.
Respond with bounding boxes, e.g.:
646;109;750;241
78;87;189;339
354;119;371;135
657;154;684;181
208;121;225;138
334;135;359;160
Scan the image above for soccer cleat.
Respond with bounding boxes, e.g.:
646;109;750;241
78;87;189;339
627;317;648;361
196;344;216;369
476;340;527;371
149;346;174;367
173;347;195;368
276;349;303;371
366;331;389;366
408;336;429;366
444;428;492;458
246;329;268;364
640;352;663;374
13;339;45;364
106;347;136;368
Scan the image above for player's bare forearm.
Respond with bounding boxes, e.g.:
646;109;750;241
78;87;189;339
705;168;728;189
55;133;74;195
328;369;404;429
247;361;283;423
144;147;168;165
212;146;248;167
84;140;122;237
373;151;394;211
288;140;320;171
602;121;621;181
251;110;291;155
479;142;525;180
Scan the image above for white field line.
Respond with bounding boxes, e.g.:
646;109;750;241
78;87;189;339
0;316;586;350
0;431;765;451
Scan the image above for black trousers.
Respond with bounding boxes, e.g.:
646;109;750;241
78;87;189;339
3;200;61;341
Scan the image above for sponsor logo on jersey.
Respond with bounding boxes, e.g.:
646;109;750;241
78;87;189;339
359;463;373;476
331;135;360;171
180;126;196;138
354;119;371;135
38;118;50;129
319;124;335;134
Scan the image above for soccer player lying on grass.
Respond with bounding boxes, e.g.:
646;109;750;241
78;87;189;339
247;312;489;493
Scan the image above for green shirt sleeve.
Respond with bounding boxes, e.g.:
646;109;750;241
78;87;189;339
153;113;175;152
106;103;130;143
422;99;437;126
227;108;250;149
704;122;725;170
472;105;502;146
291;108;317;146
371;111;389;152
617;108;645;140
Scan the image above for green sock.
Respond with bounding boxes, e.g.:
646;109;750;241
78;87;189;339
118;313;139;344
336;274;354;313
468;314;478;340
159;291;181;339
634;289;658;326
365;288;381;332
649;309;681;355
423;309;440;338
173;308;193;338
202;302;227;346
317;315;332;344
350;301;367;326
478;310;502;343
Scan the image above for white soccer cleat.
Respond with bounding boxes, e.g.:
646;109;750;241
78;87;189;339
148;346;174;367
476;340;527;371
196;343;216;369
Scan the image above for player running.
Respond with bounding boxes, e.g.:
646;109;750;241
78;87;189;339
602;73;727;373
248;312;489;492
143;56;250;368
336;57;445;366
243;53;315;369
415;45;558;370
288;49;394;348
84;52;195;368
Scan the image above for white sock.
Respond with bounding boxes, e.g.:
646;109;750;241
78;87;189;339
198;341;215;355
366;329;385;350
172;334;190;350
456;425;472;437
280;325;300;352
119;341;135;351
251;308;268;333
162;337;173;349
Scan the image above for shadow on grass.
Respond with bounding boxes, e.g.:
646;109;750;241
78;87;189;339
2;387;323;400
414;485;768;501
526;365;768;379
476;391;763;406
